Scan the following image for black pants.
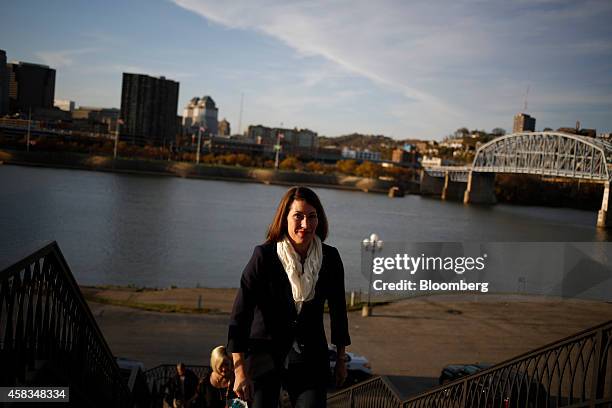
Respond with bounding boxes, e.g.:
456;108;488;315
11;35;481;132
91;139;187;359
251;352;327;408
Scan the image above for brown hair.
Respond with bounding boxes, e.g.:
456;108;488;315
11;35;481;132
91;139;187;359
266;186;328;243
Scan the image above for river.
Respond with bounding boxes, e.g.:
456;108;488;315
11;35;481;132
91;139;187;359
0;165;608;289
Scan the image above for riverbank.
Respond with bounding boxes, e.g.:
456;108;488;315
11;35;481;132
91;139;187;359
0;149;417;194
81;285;238;314
80;285;377;314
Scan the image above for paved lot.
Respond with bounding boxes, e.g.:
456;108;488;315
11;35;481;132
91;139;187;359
89;303;231;369
341;295;612;378
89;293;612;381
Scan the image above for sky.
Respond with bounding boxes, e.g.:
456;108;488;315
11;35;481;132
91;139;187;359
1;0;611;140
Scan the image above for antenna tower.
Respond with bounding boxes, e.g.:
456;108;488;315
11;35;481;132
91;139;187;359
238;92;244;135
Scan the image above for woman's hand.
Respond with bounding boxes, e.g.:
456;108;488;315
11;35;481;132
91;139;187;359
335;347;348;387
232;353;252;402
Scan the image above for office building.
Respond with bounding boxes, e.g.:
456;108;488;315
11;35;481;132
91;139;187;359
182;96;218;135
218;118;231;136
557;124;597;138
72;106;120;133
247;124;318;155
7;61;55;114
120;73;179;146
341;147;381;161
392;145;419;167
0;50;8;116
54;99;75;112
513;113;536;133
205;136;264;155
247;124;275;144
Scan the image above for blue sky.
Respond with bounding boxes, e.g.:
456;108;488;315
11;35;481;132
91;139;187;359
2;0;611;139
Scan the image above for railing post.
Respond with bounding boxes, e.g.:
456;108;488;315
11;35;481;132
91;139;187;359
460;378;468;408
589;327;607;408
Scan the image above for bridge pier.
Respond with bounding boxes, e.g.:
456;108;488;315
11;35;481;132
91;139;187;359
442;172;467;201
463;172;496;205
420;169;445;196
597;182;612;228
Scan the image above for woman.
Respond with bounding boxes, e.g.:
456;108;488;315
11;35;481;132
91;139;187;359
227;186;351;408
195;346;237;408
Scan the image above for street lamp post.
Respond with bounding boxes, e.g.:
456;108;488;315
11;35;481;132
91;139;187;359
113;118;122;160
274;131;283;170
362;233;383;317
196;126;203;164
26;107;32;153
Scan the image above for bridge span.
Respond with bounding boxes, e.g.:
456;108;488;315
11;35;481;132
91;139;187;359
421;132;612;228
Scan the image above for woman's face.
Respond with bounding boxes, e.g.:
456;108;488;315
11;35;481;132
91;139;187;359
286;199;318;249
218;357;231;378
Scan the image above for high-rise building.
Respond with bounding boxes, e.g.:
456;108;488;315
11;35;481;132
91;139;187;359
513;113;536;133
6;61;55;114
0;50;8;116
54;99;75;112
182;96;218;135
120;73;179;146
218;118;231;136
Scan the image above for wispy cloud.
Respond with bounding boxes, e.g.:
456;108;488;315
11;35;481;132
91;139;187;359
35;48;100;68
170;0;612;137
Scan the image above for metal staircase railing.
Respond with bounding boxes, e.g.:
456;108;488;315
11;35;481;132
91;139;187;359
0;241;132;406
328;320;611;408
328;375;403;408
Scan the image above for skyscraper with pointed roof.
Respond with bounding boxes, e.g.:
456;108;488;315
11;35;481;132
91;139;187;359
182;96;218;135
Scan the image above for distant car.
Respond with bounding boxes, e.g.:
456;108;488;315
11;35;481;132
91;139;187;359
328;345;373;386
439;362;494;384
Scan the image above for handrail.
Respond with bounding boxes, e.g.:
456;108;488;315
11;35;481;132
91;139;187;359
0;241;132;406
328;375;403;408
328;320;611;408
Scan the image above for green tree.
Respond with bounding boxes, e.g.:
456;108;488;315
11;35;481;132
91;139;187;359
491;127;506;137
454;127;470;138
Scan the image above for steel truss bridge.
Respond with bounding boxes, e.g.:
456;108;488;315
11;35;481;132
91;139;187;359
425;132;612;182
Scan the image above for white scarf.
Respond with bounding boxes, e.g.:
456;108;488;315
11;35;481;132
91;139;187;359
276;235;323;314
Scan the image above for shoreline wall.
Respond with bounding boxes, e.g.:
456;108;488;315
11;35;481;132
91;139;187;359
0;149;417;194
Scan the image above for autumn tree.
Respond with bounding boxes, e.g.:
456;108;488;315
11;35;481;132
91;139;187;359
355;161;381;178
235;153;252;167
280;156;301;170
336;159;357;175
306;161;325;173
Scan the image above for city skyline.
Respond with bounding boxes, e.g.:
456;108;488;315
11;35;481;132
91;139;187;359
2;0;611;139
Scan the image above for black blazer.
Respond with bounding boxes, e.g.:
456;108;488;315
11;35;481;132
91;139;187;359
227;241;351;371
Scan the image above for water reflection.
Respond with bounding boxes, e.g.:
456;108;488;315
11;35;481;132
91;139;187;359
0;165;609;288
